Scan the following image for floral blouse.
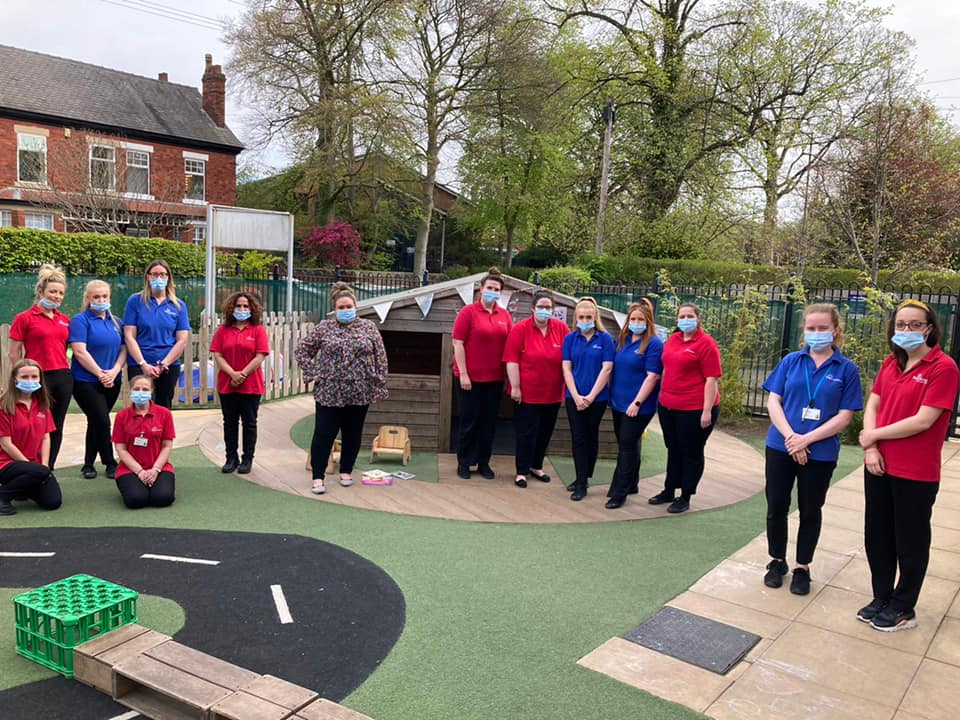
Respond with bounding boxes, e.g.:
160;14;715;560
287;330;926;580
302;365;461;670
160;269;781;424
295;318;389;407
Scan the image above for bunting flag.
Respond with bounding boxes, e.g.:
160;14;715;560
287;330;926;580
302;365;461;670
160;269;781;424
497;290;512;309
612;311;627;331
373;300;394;323
415;292;434;318
457;282;475;305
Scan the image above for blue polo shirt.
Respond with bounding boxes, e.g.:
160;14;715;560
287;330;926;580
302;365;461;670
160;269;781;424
123;294;191;366
562;329;616;401
611;335;663;414
69;309;125;383
763;347;863;462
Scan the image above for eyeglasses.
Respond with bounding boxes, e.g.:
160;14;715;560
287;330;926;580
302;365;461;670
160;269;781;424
148;272;168;279
894;321;928;331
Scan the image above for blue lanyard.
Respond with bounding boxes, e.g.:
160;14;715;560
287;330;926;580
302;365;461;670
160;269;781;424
803;361;829;409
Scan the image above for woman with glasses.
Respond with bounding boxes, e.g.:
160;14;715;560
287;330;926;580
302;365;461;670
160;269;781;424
503;290;567;489
857;300;959;632
762;304;862;595
123;260;191;409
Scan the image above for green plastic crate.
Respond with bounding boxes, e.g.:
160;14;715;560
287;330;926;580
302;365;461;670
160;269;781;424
13;574;138;677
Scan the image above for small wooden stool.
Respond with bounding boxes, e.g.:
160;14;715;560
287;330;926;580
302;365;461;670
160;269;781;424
304;439;342;474
369;426;411;466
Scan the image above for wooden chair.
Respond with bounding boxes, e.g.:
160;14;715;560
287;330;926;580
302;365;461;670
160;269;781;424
304;439;342;474
369;426;411;465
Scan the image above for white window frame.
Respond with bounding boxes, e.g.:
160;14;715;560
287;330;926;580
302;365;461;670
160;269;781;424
190;221;207;245
17;133;47;185
125;149;152;198
24;212;54;230
89;144;116;191
184;157;206;203
0;210;12;227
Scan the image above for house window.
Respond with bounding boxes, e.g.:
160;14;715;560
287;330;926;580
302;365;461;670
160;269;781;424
17;134;47;184
192;223;207;245
90;145;116;190
126;150;150;195
125;225;150;238
24;213;54;230
184;159;205;201
0;210;12;227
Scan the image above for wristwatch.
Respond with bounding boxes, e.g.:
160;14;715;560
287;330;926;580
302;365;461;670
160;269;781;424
634;401;642;407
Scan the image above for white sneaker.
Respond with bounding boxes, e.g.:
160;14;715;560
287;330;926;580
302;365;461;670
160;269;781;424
311;481;326;494
339;475;354;487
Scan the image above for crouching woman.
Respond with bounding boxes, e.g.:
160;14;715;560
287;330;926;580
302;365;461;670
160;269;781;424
112;375;176;509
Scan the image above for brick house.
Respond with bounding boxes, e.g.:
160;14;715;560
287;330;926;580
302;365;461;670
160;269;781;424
0;45;243;243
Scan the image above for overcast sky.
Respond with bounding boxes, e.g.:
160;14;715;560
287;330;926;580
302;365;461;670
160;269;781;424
2;0;958;179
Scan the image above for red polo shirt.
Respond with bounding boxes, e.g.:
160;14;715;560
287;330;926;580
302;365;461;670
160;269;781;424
873;346;959;482
210;323;270;395
0;397;56;470
111;403;176;477
9;306;71;371
502;317;567;404
452;301;513;382
659;328;722;411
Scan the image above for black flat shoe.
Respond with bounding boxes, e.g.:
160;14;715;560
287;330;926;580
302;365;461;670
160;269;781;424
479;465;496;480
667;498;690;514
530;471;551;483
605;498;625;509
648;491;674;505
570;489;586;501
222;458;239;473
0;500;16;516
456;465;471;479
237;460;253;474
514;477;527;488
105;464;117;480
81;465;97;479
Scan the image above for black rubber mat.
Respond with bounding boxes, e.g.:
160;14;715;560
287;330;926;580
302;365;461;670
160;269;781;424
623;606;760;675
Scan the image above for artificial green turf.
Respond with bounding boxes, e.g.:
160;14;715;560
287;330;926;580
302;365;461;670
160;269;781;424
0;590;185;691
0;436;867;720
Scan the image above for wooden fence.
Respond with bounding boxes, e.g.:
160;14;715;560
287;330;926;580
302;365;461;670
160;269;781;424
0;312;317;408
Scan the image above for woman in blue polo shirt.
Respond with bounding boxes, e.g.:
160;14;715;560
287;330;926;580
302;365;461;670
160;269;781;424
70;280;127;479
762;303;862;595
562;297;615;501
123;260;191;409
606;299;663;509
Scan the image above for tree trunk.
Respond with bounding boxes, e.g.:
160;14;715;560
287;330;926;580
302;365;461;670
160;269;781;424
414;96;440;276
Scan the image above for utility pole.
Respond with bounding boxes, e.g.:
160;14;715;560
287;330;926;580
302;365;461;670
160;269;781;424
596;99;616;255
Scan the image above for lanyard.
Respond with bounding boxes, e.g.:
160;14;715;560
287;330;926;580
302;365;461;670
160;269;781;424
803;361;829;409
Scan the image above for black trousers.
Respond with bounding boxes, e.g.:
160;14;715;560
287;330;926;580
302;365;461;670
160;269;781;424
565;397;608;493
513;402;560;476
219;392;261;462
72;380;122;468
116;471;176;509
44;369;73;470
0;461;62;509
864;470;939;612
765;447;836;565
608;410;654;501
310;403;369;480
657;404;719;497
128;363;181;409
455;379;502;469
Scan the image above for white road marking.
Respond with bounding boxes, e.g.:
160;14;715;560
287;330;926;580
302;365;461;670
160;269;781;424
140;553;220;566
0;552;55;557
271;584;294;624
108;711;141;720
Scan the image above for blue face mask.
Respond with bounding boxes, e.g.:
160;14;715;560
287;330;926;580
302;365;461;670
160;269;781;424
336;308;357;324
149;277;168;292
130;390;152;406
482;290;500;305
805;331;834;351
892;331;927;351
577;321;595;333
233;309;252;322
16;380;41;394
90;301;111;313
39;297;60;310
677;318;698;333
629;322;647;335
534;308;553;322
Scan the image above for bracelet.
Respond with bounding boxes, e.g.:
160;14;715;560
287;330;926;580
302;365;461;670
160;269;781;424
139;360;149;366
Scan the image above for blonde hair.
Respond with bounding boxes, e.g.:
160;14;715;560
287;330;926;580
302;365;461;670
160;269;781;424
329;281;356;306
618;299;655;352
0;359;50;415
801;303;844;349
82;279;120;331
575;296;606;333
34;263;66;302
140;259;181;310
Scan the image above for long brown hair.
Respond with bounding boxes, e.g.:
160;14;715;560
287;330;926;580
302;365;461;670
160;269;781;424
889;299;942;370
618;299;656;352
0;359;51;415
140;259;181;310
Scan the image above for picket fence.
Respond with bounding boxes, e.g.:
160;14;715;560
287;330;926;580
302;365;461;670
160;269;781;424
0;312;317;408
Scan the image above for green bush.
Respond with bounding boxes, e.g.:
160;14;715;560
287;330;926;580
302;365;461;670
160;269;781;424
505;265;533;281
443;264;471;279
537;265;593;293
239;250;281;278
361;252;396;271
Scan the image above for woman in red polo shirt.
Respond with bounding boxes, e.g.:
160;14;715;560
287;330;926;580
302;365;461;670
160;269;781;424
857;300;959;632
210;292;270;475
503;289;566;488
112;375;176;509
0;359;63;516
652;302;722;514
452;267;513;480
8;264;72;470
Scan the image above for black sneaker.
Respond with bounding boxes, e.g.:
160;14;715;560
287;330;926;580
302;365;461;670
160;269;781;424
667;498;690;514
478;465;496;480
871;607;917;632
648;491;674;505
763;559;789;588
856;598;888;623
789;567;811;595
0;499;16;516
222;458;239;473
456;465;471;480
105;464;117;480
237;460;253;474
81;465;97;479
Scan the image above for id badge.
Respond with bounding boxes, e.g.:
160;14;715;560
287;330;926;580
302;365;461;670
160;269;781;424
801;407;821;422
133;436;149;448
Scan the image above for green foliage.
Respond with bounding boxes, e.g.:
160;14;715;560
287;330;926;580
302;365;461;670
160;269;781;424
0;227;213;276
362;252;396;271
442;264;471;279
537;265;592;293
239;250;281;279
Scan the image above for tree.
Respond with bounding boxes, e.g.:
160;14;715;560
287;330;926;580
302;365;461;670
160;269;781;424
302;221;365;267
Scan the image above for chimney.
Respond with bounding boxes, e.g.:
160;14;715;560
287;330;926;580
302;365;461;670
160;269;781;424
201;53;226;128
158;72;168;82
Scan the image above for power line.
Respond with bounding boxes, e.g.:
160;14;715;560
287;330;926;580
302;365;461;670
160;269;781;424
919;76;960;86
97;0;226;30
122;0;225;25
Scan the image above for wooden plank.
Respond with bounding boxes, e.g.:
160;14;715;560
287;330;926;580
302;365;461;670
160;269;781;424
73;624;160;693
385;374;441;391
198;318;212;408
211;690;290;720
240;674;318;711
294;698;374;720
144;641;260;690
438;333;453;453
114;654;234;719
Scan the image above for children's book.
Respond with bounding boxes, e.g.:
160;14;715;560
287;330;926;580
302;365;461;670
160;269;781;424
392;471;416;480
